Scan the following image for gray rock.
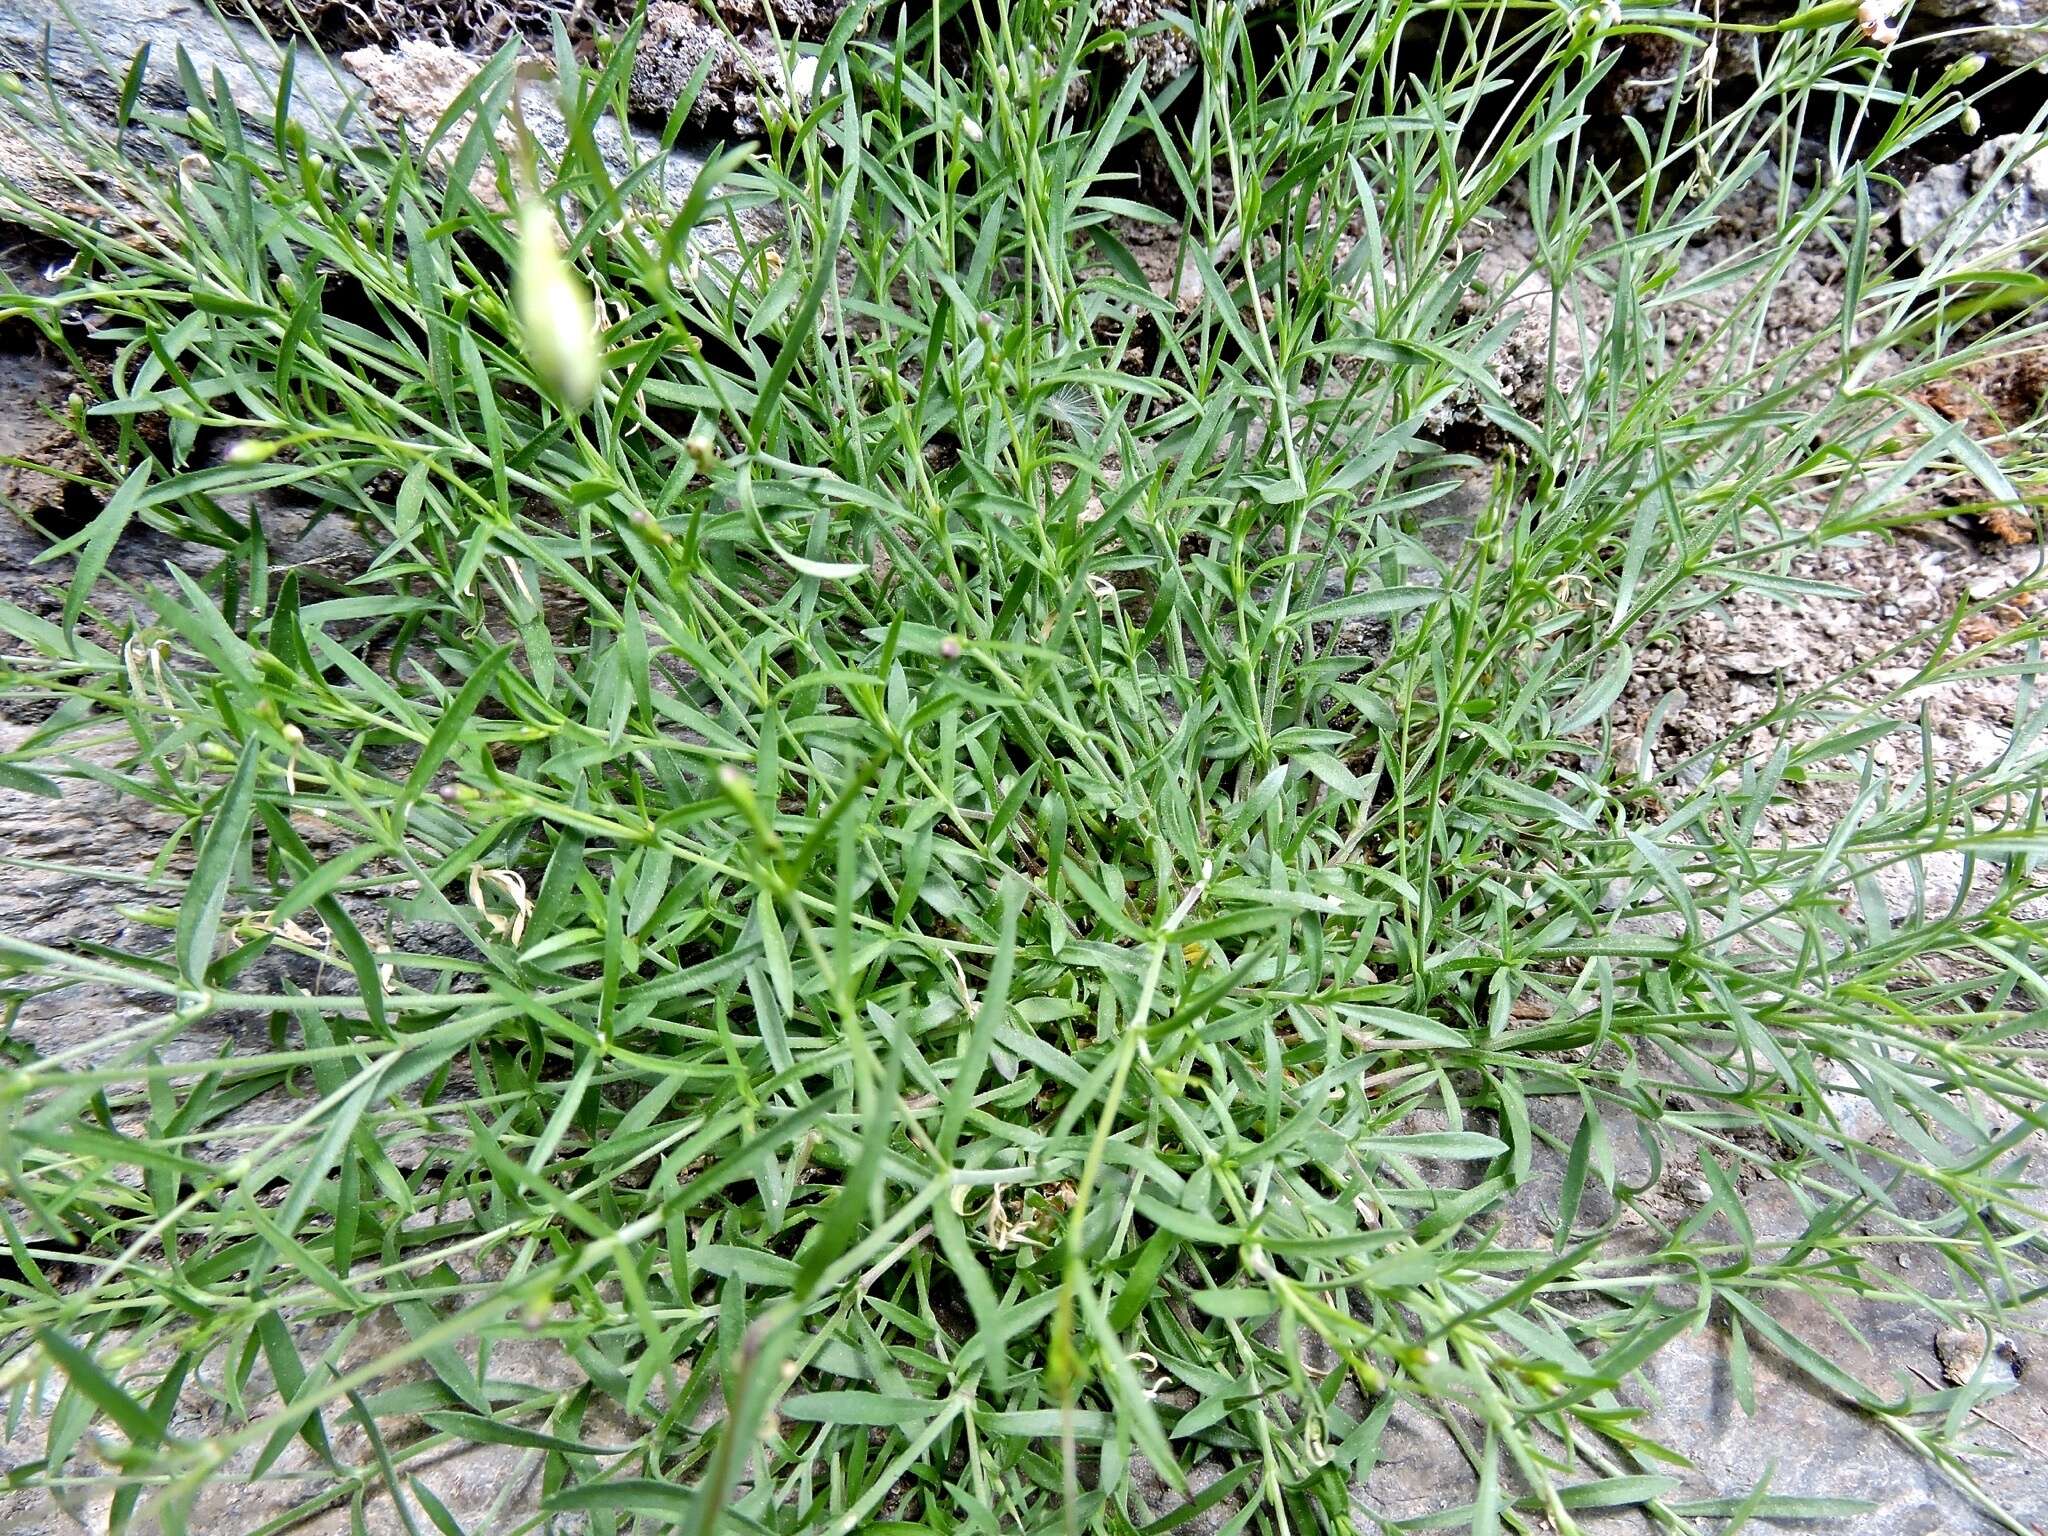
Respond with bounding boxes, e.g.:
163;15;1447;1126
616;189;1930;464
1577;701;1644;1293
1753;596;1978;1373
1916;0;2048;68
0;0;708;222
1900;133;2048;273
1349;1101;2048;1534
1095;0;1200;87
629;1;800;134
245;0;631;54
1598;0;2046;129
0;0;362;218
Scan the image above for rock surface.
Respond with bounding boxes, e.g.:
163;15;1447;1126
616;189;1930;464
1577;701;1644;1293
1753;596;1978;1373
250;0;631;52
2;9;2047;1536
629;0;806;133
1598;0;2048;120
0;0;346;215
1916;0;2048;67
0;0;710;223
1123;1093;2048;1536
1901;133;2048;272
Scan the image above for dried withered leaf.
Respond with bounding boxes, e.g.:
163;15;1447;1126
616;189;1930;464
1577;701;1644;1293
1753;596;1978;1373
1980;505;2035;545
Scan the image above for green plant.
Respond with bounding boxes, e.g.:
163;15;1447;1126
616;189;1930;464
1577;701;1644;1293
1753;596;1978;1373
0;1;2045;1533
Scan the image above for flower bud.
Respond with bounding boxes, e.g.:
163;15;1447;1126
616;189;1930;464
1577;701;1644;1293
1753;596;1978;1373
958;113;983;144
1961;105;1982;134
627;506;674;546
225;437;279;466
515;198;601;410
685;433;718;471
280;723;305;749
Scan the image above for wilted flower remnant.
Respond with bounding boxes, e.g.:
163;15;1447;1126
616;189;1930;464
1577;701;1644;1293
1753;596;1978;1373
1857;0;1902;45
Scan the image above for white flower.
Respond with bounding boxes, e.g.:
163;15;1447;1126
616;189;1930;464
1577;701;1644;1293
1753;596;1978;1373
515;198;601;409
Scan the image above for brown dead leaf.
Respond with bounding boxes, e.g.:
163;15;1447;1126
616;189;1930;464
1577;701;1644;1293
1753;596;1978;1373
1981;505;2035;545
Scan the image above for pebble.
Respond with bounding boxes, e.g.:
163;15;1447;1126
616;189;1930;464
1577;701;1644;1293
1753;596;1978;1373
1967;573;2012;601
1946;720;2006;768
1934;1326;1987;1384
1722;650;1794;675
1933;1326;2028;1385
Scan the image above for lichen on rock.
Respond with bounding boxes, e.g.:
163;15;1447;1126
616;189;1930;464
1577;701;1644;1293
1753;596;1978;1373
628;1;798;132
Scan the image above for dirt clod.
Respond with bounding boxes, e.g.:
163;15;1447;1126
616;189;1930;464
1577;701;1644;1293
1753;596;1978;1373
0;348;96;524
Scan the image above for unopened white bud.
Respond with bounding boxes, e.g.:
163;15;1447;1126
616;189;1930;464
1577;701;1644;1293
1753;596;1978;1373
515;199;601;409
225;437;279;466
